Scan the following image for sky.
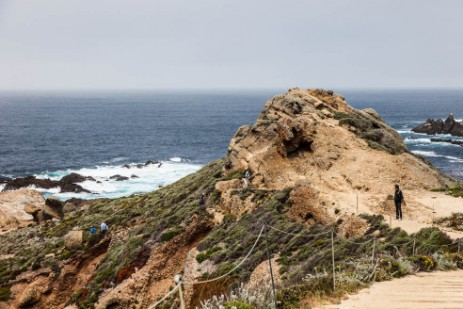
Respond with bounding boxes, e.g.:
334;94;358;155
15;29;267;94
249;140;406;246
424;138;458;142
0;0;462;90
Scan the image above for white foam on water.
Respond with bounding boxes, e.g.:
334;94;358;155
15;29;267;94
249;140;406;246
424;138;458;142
32;160;202;200
0;184;5;191
397;130;412;134
411;150;463;163
404;137;431;143
412;150;440;157
169;157;184;162
26;185;62;194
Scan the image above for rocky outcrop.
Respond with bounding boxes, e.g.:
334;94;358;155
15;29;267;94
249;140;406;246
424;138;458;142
224;88;448;226
0;189;45;231
110;175;129;181
60;173;96;184
412;114;463;136
44;197;64;219
2;176;90;193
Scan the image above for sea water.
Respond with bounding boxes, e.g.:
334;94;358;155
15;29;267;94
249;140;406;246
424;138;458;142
1;89;462;199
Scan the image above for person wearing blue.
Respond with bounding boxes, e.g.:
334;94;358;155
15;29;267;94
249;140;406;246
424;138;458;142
100;222;109;234
90;227;97;234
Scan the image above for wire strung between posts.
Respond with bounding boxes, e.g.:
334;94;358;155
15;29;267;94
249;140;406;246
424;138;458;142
182;225;265;285
148;283;181;309
381;238;416;247
342;237;374;245
415;239;460;248
266;224;332;238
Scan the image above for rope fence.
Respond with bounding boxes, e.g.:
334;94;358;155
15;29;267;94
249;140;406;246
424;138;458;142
148;222;463;308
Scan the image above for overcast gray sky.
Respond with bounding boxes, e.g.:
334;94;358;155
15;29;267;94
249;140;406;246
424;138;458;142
1;0;462;90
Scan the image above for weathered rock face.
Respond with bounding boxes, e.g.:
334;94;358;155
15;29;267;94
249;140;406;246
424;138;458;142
0;189;45;231
412;114;463;136
224;88;448;226
44;197;64;219
2;176;90;193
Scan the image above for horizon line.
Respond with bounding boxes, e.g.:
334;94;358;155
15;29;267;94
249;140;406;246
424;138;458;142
1;86;463;93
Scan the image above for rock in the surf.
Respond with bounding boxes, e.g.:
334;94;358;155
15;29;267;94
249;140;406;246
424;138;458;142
60;173;96;184
109;175;129;181
412;114;463;136
145;160;159;166
2;176;90;193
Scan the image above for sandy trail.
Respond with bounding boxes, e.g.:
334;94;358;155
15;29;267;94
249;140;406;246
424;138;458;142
325;270;463;309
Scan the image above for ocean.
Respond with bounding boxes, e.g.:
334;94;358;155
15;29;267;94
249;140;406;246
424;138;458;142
1;89;462;200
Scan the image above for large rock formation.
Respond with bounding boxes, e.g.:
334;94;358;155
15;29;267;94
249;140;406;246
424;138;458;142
412;114;463;136
224;88;448;225
0;189;45;231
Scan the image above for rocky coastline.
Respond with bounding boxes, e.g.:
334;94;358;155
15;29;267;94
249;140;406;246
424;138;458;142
0;89;460;309
0;160;162;195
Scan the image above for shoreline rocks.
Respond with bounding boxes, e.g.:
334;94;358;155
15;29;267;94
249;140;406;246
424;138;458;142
412;114;463;136
1;176;90;193
60;173;96;184
109;175;129;181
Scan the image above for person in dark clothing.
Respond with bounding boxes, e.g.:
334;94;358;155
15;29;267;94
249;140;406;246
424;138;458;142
198;193;206;208
394;184;404;220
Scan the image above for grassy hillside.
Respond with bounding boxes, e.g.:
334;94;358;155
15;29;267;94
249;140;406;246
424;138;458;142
2;158;463;308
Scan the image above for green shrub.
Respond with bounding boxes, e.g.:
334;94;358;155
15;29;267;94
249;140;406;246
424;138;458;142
0;286;11;301
224;301;255;309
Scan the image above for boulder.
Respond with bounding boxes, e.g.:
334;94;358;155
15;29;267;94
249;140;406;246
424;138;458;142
36;210;53;224
64;230;83;249
0;189;45;230
110;175;129;181
130;174;139;179
60;173;96;184
63;202;77;213
44;197;64;219
18;284;41;307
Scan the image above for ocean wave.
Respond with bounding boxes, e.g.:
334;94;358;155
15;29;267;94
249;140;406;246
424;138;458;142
404;137;431;143
411;150;463;163
31;160;202;200
0;184;5;191
170;157;186;162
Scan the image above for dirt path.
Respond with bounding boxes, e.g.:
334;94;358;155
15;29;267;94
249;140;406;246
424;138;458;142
326;269;463;309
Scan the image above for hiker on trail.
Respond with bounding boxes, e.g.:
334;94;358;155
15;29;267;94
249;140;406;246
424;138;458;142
242;177;249;189
242;169;251;189
100;221;109;234
198;193;206;207
394;184;404;220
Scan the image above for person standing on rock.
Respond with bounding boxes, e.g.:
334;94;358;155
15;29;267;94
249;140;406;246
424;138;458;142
394;184;404;220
